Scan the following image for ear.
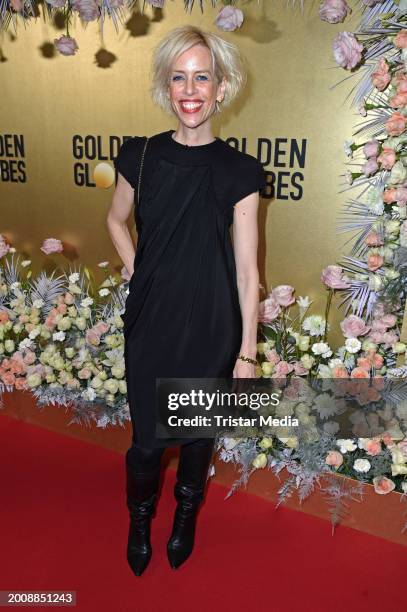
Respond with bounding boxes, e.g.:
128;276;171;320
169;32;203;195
217;76;227;102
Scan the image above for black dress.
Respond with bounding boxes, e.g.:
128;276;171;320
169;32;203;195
114;129;267;450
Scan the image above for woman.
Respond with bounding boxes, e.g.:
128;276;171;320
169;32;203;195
107;24;266;576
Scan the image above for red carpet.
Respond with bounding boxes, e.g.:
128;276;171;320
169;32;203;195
0;412;405;612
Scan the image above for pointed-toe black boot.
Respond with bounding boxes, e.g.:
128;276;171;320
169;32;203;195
167;439;215;570
126;464;161;577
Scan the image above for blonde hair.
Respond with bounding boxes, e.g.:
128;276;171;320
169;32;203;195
150;25;247;116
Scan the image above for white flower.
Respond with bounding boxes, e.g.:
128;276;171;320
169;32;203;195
344;139;355;158
32;298;44;309
223;437;240;451
317;364;332;378
297;296;312;309
311;342;332;358
389;160;407;185
21;260;31;267
82;387;97;401
353;458;371;473
18;338;33;350
53;331;66;341
302;315;327;336
323;421;340;435
98;261;109;268
28;328;41;339
345;338;361;354
329;358;343;368
81;297;93;307
99;288;111;297
336;438;357;453
314;393;337;419
69;272;80;283
366;187;385;215
10;281;21;290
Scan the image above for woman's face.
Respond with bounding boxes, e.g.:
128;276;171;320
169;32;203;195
167;44;225;130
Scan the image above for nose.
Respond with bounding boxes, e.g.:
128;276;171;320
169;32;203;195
183;75;197;96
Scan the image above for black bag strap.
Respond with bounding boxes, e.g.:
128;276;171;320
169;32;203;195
137;136;149;204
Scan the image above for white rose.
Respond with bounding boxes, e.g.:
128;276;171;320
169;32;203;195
353;458;371;473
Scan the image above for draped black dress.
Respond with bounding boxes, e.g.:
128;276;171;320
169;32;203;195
114;129;267;450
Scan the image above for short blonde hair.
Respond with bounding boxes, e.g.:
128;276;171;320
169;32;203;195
150;25;246;115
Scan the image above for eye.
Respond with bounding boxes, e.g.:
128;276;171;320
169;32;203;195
196;74;209;81
172;75;183;81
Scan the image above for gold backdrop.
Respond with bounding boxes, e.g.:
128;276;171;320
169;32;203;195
0;2;364;347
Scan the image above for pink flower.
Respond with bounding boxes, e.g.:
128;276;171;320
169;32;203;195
258;295;281;323
363;139;379;158
23;351;36;365
340;314;370;338
85;329;101;346
1;372;16;386
214;6;244;31
377;147;396;170
362;157;379;177
350;367;369;379
319;0;351;23
78;367;92;379
0;236;10;258
395;30;407;49
264;348;280;365
64;292;75;305
71;0;99;21
365;439;382;456
389;92;407;109
385;112;407;136
368;331;385;343
321;265;351;289
273;361;294;377
293;361;308;376
356;357;371;371
271;285;295;307
372;475;395;495
9;0;23;10
382;188;397;203
93;321;110;336
54;36;79;57
382;331;399;346
381;313;397;328
0;310;9;323
367;253;384;271
332;32;363;70
365;231;383;247
325;450;344;468
395;187;407;204
332;365;349;378
40;238;63;255
371;57;391;91
15;378;28;390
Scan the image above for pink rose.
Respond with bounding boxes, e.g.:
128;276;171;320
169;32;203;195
371;57;391;91
23;350;36;365
382;188;397;203
362;157;378;177
1;372;16;386
385;112;407;136
395;187;407;204
54;36;79;57
325;450;343;468
78;367;92;379
365;439;382;456
395;30;407;49
271;285;295;307
368;331;385;343
15;377;28;390
357;357;371;371
371;319;387;333
64;292;75;305
40;238;63;255
363;139;379;158
377;147;396;170
85;329;101;346
319;0;351;24
93;321;110;336
372;475;395;495
333;32;363;70
389;93;407;108
350;367;369;379
264;348;280;365
340;314;370;338
214;6;244;31
293;361;308;376
381;314;397;328
273;361;294;377
258;295;281;323
71;0;99;21
382;331;399;346
332;365;349;378
0;310;9;323
365;231;383;247
321;265;351;289
367;253;384;271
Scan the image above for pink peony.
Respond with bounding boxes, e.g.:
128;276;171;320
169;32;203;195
41;238;63;254
321;265;351;289
325;450;344;468
371;57;391;91
332;32;363;70
363;139;380;158
362;157;378;177
271;285;295;307
319;0;351;24
385;112;407;136
214;6;244;31
377;147;396;170
258;295;281;323
340;314;370;338
54;36;79;57
395;30;407;49
372;475;395;494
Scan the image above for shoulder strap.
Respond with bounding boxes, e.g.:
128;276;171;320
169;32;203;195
137;136;149;204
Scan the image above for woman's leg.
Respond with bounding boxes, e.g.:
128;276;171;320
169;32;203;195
167;437;215;569
125;443;166;576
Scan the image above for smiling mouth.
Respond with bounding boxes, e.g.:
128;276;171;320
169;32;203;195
179;101;204;113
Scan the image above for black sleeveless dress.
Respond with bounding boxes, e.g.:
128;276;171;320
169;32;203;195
114;129;267;450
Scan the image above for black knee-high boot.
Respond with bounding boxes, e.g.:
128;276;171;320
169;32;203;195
125;444;164;577
167;438;215;569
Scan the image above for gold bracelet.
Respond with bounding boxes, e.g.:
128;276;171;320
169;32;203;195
237;353;258;366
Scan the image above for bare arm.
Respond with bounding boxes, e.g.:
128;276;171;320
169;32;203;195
106;173;137;276
232;191;260;367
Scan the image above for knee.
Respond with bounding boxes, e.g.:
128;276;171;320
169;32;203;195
126;443;164;472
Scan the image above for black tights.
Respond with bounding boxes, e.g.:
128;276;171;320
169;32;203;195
126;438;215;474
